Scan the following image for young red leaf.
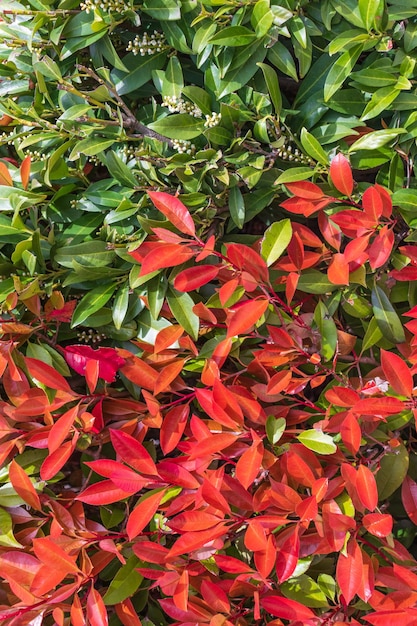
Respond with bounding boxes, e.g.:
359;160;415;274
40;439;75;481
235;441;264;490
340;412;362;455
166;523;228;559
402;475;417;525
33;537;79;575
368;228;394;270
353;397;404;415
87;586;108;626
20;154;31;190
174;265;219;292
110;429;158;475
275;526;300;582
119;354;158;391
140;244;195;276
71;594;86;626
336;539;363;604
48;405;78;454
76;480;134;505
226;299;269;338
24;356;72;392
357;464;378;510
160;404;189;454
201;580;230;614
85;357;99;394
327;252;349;285
147;191;195;237
64;345;125;384
330;153;353;196
381;349;413;397
187;433;238;460
157;460;200;489
154;325;184;354
245;520;267;551
153;359;185;396
9;459;41;511
84;460;148;493
173;569;189;611
260;595;315;621
325;387;360;407
267;370;292;395
225;243;269;283
169;511;223;532
127;490;165;540
0;161;13;186
362;186;383;222
285;180;326;200
115;600;142;626
254;534;276;579
363;513;393;537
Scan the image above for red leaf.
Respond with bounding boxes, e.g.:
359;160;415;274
330;153;354;196
84;460;148;493
40;439;75;481
20;154;31;189
357;464;378;511
214;554;253;573
336;539;363;604
24;356;72;392
76;480;134;505
260;595;315;621
267;370;292;395
147;191;195;237
353;397;404;415
166;524;227;559
157;460;200;489
235;441;264;489
363;513;393;537
285;180;326;200
71;594;86;626
368;228;394;270
340;412;362;455
226;299;269;338
140;244;195;276
174;265;219;292
87;586;108;626
9;459;41;511
110;429;158;475
362;186;383;222
0;161;13;186
325;387;360;407
169;511;223;532
115;599;142;626
33;537;79;575
127;490;165;540
275;526;299;582
119;354;158;391
327;252;349;285
153;359;185;396
64;346;125;384
201;580;230;614
48;405;78;453
225;243;269;283
187;433;238;460
154;325;184;354
402;475;417;525
160;404;189;454
245;520;267;551
173;569;189;611
0;551;41;587
381;349;413;397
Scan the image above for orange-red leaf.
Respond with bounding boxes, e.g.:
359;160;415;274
226;299;269;338
174;265;219;292
110;429;158;475
402;475;417;525
357;464;378;511
20;155;31;190
154;325;184;354
169;511;223;532
0;162;12;186
340;412;362;455
40;439;74;481
187;433;238;460
24;357;72;393
115;599;142;626
87;586;108;626
173;569;189;611
76;480;133;505
353;397;404;415
330;153;353;196
84;460;148;493
381;349;413;397
285;180;326;200
336;539;363;604
153;359;185;396
9;459;41;511
235;440;264;490
127;490;165;540
33;537;79;575
363;513;393;538
48;405;78;454
160;404;189;454
148;191;195;237
260;595;315;621
328;252;349;285
267;370;292;395
139;244;195;276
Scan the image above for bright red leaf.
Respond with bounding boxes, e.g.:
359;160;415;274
330;153;354;196
64;345;125;383
148;191;196;237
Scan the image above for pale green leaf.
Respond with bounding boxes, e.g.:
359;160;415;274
261;219;292;266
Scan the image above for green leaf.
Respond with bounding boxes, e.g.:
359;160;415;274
261;219;292;266
324;43;364;102
69;138;116;161
297;270;340;294
112;283;130;330
298;429;337;455
314;301;337;361
103;555;144;605
182;86;212;115
328;29;371;55
392;188;417;212
358;0;382;30
148;274;168;319
348;128;406;152
142;0;181;20
266;416;286;445
33;55;62;82
251;0;274;37
71;283;117;328
275;168;315;184
162;55;184;99
148;114;205;140
229;185;245;229
376;441;409;500
268;41;298;82
111;51;167;96
166;287;199;340
371;286;405;344
105;151;138;188
54;241;115;269
282;574;329;608
360;87;401;122
360;316;382;352
300;127;329;166
257;63;282;116
208;26;257;47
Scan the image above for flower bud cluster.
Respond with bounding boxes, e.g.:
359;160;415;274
276;143;314;165
126;31;167;56
77;328;107;344
204;112;221;128
81;0;130;13
162;95;202;117
172;139;195;155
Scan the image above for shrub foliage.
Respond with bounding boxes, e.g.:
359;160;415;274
2;0;417;625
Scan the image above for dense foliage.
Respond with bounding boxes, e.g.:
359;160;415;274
3;0;417;624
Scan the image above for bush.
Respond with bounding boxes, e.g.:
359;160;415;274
2;0;417;625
